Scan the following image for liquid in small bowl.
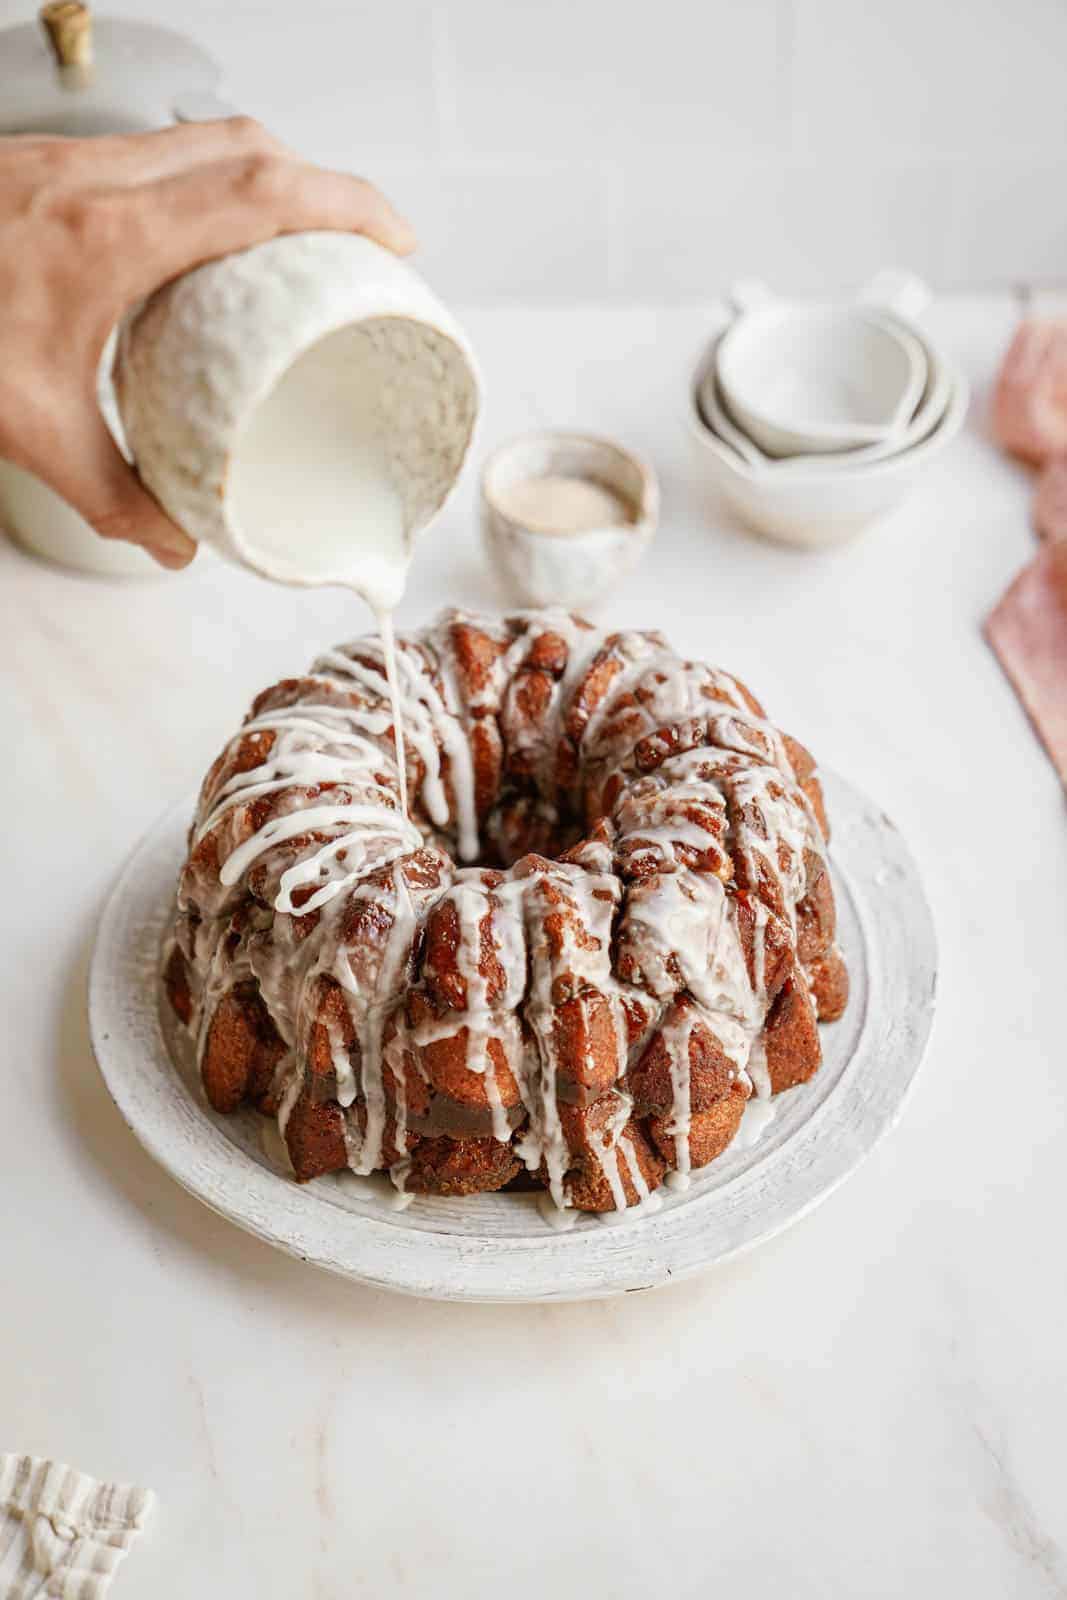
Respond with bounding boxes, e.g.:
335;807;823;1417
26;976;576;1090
481;432;658;610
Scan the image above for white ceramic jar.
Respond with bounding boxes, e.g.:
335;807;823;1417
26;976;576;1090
0;5;231;577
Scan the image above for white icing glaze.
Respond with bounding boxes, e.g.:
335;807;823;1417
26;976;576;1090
746;1037;772;1101
332;861;417;1175
376;608;410;820
735;1095;777;1150
276;1061;304;1139
537;1192;579;1230
338;1170;416;1211
315;626;480;862
221;803;420;917
657;1005;696;1179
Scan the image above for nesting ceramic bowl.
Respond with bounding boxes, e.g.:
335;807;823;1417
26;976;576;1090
699;317;956;475
481;432;658;609
687;277;968;548
717;305;928;456
688;355;968;549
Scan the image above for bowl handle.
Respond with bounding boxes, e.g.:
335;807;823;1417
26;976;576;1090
858;269;931;322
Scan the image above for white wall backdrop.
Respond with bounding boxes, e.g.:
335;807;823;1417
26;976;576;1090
5;0;1067;300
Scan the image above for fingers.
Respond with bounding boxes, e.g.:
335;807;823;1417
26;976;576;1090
38;412;197;569
90;117;290;184
118;154;416;297
16;117;288;187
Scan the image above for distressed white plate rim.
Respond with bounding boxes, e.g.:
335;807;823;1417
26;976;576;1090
88;771;936;1303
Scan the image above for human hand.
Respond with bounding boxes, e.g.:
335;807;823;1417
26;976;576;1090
0;120;415;569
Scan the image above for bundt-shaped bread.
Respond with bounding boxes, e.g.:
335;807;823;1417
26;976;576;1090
164;608;848;1215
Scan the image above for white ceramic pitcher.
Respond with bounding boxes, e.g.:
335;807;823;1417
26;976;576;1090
113;231;481;593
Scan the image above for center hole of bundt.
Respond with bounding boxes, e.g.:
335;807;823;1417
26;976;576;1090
471;791;587;874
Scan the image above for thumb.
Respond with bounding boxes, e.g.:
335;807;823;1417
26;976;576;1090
43;412;198;570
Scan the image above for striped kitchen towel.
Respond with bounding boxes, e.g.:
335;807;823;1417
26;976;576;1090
0;1456;154;1599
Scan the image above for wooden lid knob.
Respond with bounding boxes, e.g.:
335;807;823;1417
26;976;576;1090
40;2;93;68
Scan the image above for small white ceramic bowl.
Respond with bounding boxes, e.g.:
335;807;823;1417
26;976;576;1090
717;304;927;457
686;366;968;549
481;432;658;609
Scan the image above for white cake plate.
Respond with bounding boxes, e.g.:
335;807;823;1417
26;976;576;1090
88;771;936;1303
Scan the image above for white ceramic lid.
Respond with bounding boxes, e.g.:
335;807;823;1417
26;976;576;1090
0;13;223;136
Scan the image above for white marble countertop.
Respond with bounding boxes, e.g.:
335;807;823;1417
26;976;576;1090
3;295;1066;1598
